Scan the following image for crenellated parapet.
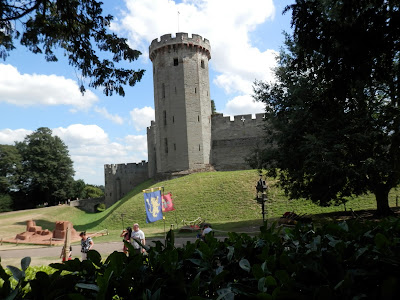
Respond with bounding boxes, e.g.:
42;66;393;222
104;161;148;176
211;113;266;126
149;32;211;61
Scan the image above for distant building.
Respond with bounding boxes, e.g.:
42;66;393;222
104;33;265;207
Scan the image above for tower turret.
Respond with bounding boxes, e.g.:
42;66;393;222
148;33;212;175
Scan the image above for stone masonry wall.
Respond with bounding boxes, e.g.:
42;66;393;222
104;162;149;208
149;33;212;174
211;113;266;170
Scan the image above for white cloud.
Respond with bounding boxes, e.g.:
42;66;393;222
113;0;277;114
0;64;98;110
94;106;124;124
0;125;148;185
223;94;265;117
129;106;155;131
0;128;32;144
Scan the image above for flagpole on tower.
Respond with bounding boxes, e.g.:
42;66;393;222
178;11;180;32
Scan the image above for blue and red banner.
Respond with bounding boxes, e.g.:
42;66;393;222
144;189;163;223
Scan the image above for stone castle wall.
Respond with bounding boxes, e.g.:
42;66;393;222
103;33;267;207
104;162;149;207
211;113;266;170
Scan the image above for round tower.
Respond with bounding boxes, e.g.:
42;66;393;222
149;33;212;174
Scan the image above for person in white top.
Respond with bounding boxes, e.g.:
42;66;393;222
201;223;212;238
131;223;145;254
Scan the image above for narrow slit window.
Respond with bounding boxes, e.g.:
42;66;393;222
172;116;175;123
195;87;197;94
198;115;200;122
174;143;176;151
199;144;201;151
165;138;168;153
163;110;167;126
201;60;205;68
162;83;165;99
174;58;178;66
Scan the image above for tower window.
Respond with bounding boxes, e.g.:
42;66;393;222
201;60;205;69
174;143;176;151
172;116;175;123
199;144;201;151
163;110;167;126
174;58;178;66
164;138;168;153
175;86;177;94
162;83;165;99
195;87;197;94
198;115;200;122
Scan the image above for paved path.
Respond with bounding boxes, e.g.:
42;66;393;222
0;237;205;259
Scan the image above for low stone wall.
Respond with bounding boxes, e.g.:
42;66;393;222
69;197;105;213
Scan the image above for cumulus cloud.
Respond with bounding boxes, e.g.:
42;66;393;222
0;125;148;185
0;64;98;110
113;0;277;115
94;106;124;124
129;106;155;131
222;94;265;117
0;128;32;144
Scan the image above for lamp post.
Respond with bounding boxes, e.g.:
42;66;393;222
256;174;268;222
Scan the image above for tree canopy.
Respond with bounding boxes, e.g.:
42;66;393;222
0;0;144;96
252;0;400;216
15;127;75;206
0;144;22;194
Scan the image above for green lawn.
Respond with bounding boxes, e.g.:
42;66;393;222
0;169;399;242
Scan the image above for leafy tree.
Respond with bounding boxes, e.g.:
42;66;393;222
0;193;13;212
252;0;400;216
211;99;217;115
0;144;22;193
71;179;86;200
16;127;75;207
0;0;144;96
83;184;104;198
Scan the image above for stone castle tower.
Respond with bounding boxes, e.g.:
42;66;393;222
104;33;266;207
147;33;212;177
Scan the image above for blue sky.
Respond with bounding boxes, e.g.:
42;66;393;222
0;0;293;186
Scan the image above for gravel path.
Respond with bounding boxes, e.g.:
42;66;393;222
0;237;203;259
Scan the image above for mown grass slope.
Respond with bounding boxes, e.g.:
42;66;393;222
0;169;399;241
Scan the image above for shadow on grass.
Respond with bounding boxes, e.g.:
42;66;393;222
73;179;155;232
15;219;56;232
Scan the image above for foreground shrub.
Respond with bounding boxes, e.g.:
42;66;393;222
1;218;399;299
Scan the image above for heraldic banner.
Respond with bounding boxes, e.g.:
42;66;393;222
144;189;163;223
162;192;175;212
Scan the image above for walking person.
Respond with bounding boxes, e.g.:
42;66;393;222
80;231;94;260
120;227;132;254
131;223;145;254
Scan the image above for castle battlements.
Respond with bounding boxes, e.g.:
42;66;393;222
149;32;211;61
104;161;148;176
211;113;266;126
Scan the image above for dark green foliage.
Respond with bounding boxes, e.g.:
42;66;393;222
2;219;400;299
0;193;12;212
211;99;217;115
0;145;22;194
252;0;400;216
95;203;105;212
15;127;75;207
0;0;144;96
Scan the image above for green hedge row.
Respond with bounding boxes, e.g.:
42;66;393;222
1;218;399;299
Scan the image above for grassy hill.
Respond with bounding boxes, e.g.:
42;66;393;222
0;169;399;242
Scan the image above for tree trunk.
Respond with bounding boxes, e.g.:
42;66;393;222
374;187;393;217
